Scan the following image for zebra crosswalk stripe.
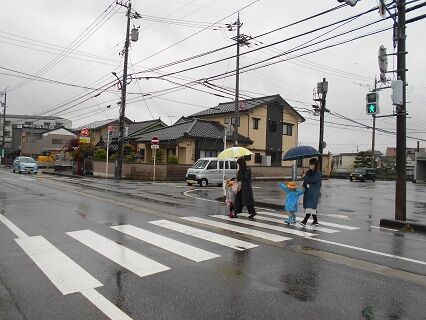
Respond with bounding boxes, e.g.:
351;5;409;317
67;229;170;277
111;224;219;262
240;213;339;234
149;220;259;251
15;236;102;295
210;215;317;237
181;217;291;242
257;211;359;230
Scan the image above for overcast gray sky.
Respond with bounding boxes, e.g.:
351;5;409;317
1;0;425;154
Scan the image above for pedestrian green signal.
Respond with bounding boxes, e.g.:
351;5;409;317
366;92;379;115
368;104;376;114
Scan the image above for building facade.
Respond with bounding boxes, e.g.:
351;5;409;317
0;115;71;160
190;95;305;167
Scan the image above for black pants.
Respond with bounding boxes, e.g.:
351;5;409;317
302;213;318;223
247;205;256;215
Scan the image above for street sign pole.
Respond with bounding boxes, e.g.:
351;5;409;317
153;148;156;182
106;130;110;181
222;128;227;197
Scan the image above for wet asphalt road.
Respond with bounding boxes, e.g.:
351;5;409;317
1;169;426;320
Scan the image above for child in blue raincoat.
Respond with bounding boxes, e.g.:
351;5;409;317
279;181;305;224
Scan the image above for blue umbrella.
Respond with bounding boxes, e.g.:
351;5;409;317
283;146;320;161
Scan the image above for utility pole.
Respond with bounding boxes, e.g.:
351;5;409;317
233;13;241;147
371;77;377;169
395;0;407;221
115;0;134;180
315;78;328;173
1;89;6;165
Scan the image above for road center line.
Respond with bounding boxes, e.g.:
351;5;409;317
0;213;28;238
305;237;426;266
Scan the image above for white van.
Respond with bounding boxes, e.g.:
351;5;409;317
185;157;237;187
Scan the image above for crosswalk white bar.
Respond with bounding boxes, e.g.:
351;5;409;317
181;217;291;242
256;211;359;230
67;230;170;277
210;215;317;237
15;236;102;295
81;289;134;320
111;224;219;262
240;214;339;234
0;214;28;238
149;220;259;251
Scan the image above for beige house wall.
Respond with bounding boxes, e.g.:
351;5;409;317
282;110;300;167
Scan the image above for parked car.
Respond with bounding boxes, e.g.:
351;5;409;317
12;156;38;174
185;157;237;187
350;167;375;182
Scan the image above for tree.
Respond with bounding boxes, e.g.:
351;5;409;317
167;155;179;164
93;148;107;161
353;151;373;168
155;149;165;164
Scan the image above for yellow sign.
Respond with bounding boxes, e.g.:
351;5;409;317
79;137;90;144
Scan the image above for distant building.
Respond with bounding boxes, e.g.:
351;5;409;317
333;153;358;173
136;118;252;164
386;147;425;157
188;94;305;167
0;114;72;160
15;127;76;158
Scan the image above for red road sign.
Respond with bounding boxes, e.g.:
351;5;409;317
108;125;114;132
80;128;89;137
151;136;159;145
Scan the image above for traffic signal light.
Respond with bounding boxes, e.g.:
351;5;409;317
366;92;379;115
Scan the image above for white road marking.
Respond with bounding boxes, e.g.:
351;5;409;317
149;220;258;251
210;215;317;237
322;214;349;219
370;226;399;232
67;230;170;277
240;213;339;234
305;237;426;266
0;214;28;238
15;236;102;295
182;217;291;242
81;289;134;320
257;211;359;230
111;224;219;262
182;190;220;203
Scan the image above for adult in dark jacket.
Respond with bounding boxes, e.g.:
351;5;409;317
300;158;322;227
233;157;256;219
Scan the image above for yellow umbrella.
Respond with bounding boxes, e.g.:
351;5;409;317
218;147;253;160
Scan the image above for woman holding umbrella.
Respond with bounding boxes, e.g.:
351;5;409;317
233;157;256;219
300;158;321;227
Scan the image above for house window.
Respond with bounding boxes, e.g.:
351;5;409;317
283;123;293;136
167;148;176;159
52;139;63;145
56;122;63;128
224;118;231;124
230;117;240;126
139;149;145;161
254;153;262;164
4;131;10;137
253;118;260;130
4;121;10;126
200;150;218;158
44;122;51;128
268;121;277;133
25;121;33;126
339;157;342;165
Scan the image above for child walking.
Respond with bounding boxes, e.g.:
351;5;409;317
225;179;238;218
279;181;304;225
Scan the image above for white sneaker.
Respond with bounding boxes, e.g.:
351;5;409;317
299;221;306;228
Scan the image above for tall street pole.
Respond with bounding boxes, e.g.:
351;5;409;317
115;1;132;180
1;90;6;164
371;77;377;169
395;0;406;221
233;13;241;147
318;78;327;173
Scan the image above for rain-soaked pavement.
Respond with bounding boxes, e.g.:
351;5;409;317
1;169;425;320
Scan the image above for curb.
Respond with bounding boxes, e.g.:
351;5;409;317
380;218;426;233
42;172;83;179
